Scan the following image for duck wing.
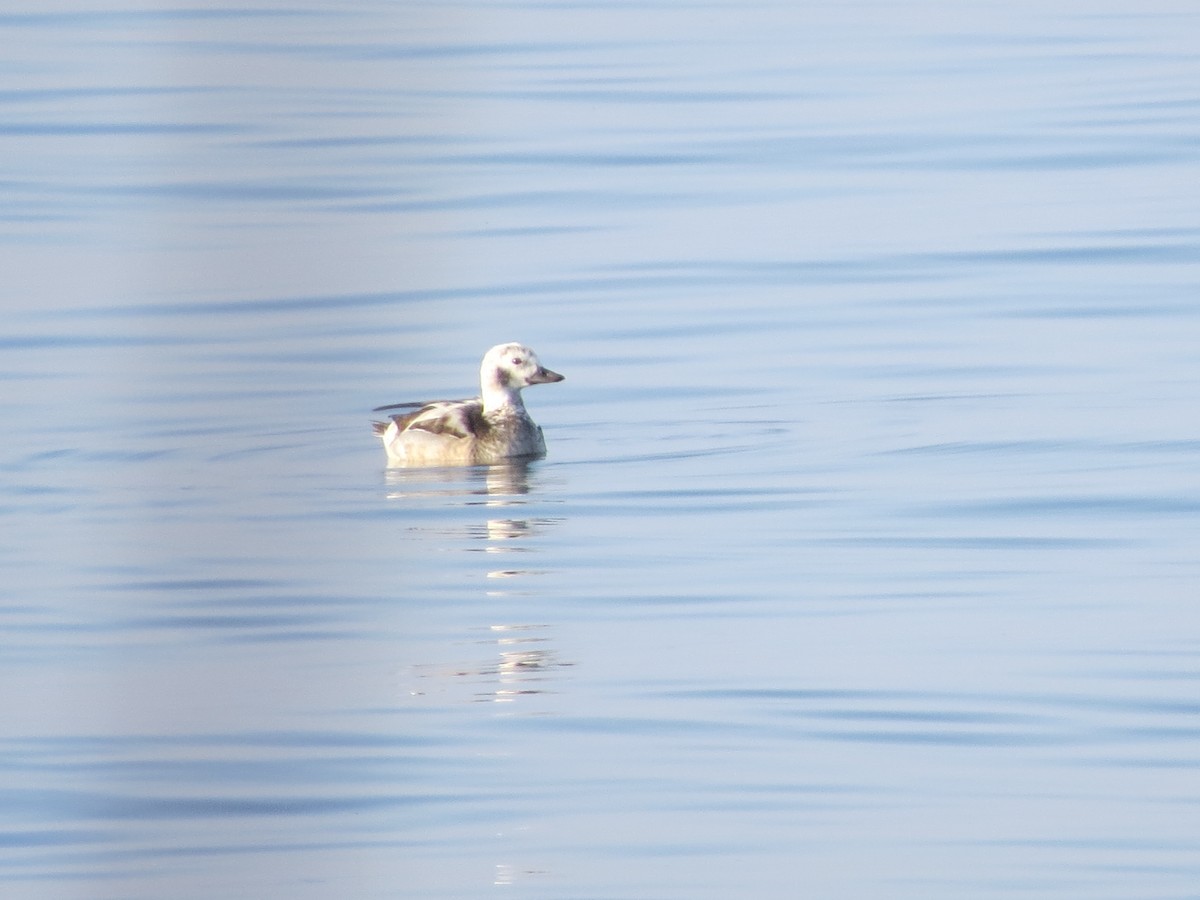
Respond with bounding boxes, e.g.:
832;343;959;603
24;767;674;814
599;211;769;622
373;398;485;440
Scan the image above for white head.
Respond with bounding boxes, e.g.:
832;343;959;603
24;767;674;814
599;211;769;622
479;343;564;411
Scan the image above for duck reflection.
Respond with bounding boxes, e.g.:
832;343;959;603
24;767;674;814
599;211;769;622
479;623;570;704
385;460;553;571
385;460;570;704
383;455;534;500
478;465;536;550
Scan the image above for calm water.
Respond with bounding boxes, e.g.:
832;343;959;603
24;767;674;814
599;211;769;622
4;2;1200;898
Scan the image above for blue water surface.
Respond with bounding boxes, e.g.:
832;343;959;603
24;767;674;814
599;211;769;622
2;2;1199;898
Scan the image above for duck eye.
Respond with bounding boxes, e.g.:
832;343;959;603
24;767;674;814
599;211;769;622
511;357;523;365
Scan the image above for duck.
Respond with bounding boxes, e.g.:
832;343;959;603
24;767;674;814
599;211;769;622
372;343;564;466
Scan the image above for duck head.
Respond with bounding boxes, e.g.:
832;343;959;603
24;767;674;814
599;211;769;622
480;343;564;409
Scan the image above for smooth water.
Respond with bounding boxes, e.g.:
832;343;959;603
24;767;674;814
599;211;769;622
3;2;1200;898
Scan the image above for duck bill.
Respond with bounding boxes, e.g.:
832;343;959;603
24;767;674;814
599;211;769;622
529;367;564;384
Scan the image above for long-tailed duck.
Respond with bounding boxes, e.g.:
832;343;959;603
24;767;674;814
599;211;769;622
372;343;564;466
